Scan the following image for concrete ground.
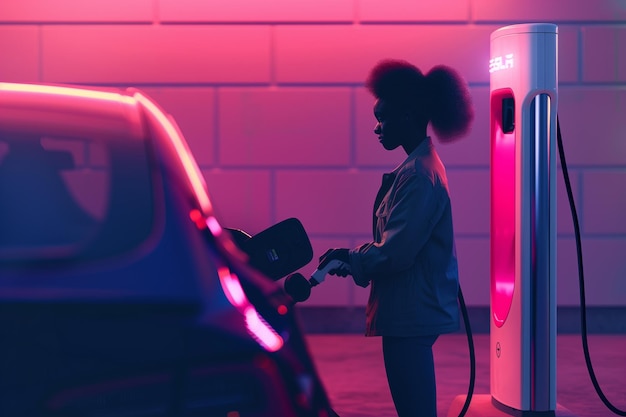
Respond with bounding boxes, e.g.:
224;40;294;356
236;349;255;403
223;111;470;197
305;333;626;417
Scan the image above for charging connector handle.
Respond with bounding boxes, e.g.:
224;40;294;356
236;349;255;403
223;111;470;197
310;259;351;286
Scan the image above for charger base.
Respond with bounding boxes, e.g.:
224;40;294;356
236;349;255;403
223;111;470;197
447;395;577;417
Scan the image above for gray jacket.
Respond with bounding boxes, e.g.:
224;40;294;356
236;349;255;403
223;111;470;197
349;138;460;337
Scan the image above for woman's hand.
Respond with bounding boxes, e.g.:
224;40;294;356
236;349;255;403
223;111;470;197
318;248;351;277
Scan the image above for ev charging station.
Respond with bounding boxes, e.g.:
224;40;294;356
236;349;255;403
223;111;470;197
489;22;559;416
449;23;575;417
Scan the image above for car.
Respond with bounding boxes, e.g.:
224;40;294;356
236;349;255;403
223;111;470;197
0;82;336;417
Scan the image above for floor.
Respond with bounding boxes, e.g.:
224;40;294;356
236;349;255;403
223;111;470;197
305;333;626;417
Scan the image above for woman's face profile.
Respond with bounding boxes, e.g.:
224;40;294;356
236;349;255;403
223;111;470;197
373;98;410;151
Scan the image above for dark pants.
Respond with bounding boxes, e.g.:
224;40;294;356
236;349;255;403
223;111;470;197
382;335;439;417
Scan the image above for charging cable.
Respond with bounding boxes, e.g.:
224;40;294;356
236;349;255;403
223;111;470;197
557;116;626;416
456;286;476;417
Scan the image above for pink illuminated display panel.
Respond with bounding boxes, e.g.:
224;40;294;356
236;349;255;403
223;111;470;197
490;88;516;328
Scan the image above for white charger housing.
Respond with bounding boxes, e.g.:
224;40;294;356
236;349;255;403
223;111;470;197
489;23;558;414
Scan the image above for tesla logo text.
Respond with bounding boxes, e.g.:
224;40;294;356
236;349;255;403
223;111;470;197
489;54;514;73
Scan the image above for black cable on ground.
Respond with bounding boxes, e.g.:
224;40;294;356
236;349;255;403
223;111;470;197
557;116;625;416
456;286;476;417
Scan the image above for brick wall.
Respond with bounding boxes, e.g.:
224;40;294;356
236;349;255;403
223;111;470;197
1;0;625;308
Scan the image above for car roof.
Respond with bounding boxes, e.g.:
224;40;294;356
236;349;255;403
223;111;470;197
0;82;147;142
1;81;215;215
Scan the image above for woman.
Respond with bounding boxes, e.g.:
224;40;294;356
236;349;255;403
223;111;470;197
319;59;474;417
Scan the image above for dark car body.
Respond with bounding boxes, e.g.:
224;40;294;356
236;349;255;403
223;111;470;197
0;82;334;417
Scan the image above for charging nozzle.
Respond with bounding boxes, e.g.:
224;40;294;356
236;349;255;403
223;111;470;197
310;259;350;286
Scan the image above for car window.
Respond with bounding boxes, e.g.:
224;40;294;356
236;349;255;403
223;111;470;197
0;133;154;262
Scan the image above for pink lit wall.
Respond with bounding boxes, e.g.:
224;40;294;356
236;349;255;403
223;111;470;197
1;0;625;308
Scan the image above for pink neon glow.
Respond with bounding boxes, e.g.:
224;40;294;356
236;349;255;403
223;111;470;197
189;209;206;230
495;281;515;297
206;216;223;236
244;306;284;352
217;266;246;308
217;266;284;352
133;92;213;215
0;82;135;105
490;89;516;328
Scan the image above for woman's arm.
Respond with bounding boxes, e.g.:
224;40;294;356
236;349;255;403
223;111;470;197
350;173;448;286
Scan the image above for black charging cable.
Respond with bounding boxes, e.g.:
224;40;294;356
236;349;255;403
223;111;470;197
456;286;476;417
557;116;626;416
